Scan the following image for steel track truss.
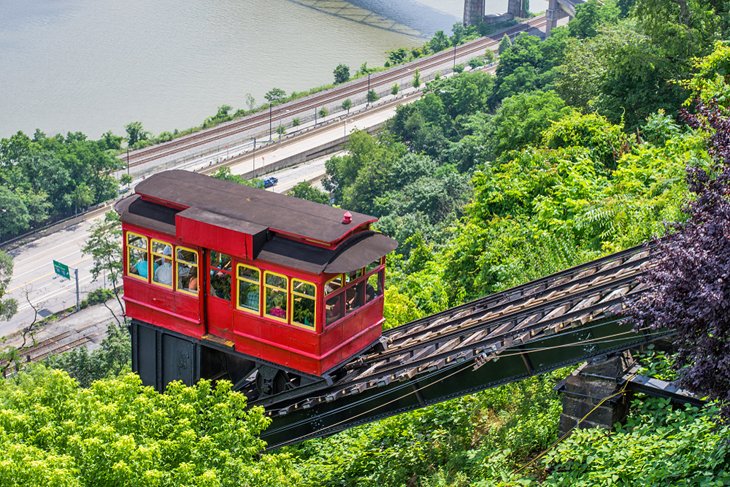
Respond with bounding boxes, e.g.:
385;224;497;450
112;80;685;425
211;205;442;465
255;244;666;449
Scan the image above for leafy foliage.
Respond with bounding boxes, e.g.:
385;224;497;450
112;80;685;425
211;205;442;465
45;323;131;387
0;131;121;239
628;101;730;412
0;251;16;321
82;211;124;318
542;399;730;485
288;182;329;204
0;367;296;485
333;63;351;84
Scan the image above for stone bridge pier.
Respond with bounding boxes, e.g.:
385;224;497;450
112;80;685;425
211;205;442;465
464;0;574;33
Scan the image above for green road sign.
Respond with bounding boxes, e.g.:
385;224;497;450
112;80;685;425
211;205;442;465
53;260;70;280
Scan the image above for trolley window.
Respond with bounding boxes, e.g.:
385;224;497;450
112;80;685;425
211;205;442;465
237;264;261;314
210;251;232;300
325;275;343;294
292;279;316;329
264;271;288;322
126;232;149;281
151;239;173;288
365;270;384;303
176;247;199;295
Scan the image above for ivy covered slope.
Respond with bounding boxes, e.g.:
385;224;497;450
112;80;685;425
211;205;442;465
288;1;730;484
0;1;729;485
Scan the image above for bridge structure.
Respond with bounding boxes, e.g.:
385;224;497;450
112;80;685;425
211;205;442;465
259;244;671;448
464;0;583;34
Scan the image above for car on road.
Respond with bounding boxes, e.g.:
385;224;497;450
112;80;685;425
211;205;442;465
263;176;278;188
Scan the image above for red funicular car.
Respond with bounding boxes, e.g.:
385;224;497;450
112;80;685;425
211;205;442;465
116;170;396;397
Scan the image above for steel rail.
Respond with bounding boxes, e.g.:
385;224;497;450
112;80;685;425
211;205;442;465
273;272;645;410
381;247;652;351
252;246;653;417
383;243;650;342
122;16;548;168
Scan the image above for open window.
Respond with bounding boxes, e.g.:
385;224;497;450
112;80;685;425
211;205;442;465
210;251;232;300
126;232;149;281
176;247;199;295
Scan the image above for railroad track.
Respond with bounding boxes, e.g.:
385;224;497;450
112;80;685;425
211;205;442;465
0;322;107;374
121;15;548;169
258;244;660;447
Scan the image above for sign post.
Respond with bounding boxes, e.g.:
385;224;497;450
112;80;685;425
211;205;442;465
53;260;80;311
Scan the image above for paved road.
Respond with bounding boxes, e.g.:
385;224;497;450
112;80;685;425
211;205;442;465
0;71;456;337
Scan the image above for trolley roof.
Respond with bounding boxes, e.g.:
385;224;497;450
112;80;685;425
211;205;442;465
133;170;376;246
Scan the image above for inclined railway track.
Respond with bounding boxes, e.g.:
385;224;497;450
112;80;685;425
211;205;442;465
122;16;548;169
258;244;664;448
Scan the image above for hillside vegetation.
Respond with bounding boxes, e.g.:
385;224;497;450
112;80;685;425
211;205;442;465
0;0;729;484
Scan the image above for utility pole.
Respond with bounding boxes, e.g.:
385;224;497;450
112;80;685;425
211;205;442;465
453;44;457;69
252;137;257;176
74;268;80;312
367;73;372;104
269;103;273;141
314;107;318;126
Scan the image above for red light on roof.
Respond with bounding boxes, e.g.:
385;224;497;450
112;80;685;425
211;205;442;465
342;211;352;224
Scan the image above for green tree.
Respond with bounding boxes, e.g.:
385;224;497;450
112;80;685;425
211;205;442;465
0;367;296;485
341;98;353;114
0;251;17;321
212;167;263;188
99;130;123;150
264;87;287;104
0;186;31;240
391;83;400;95
387;48;409;66
319;107;329;119
429;30;450;52
412;69;421;88
367;89;379;103
276;124;286;140
568;0;620;39
124;121;149;147
487;90;571;159
498;33;512;54
82;211;124;319
244;92;256;110
289;182;330;204
45;323;131;387
333;64;351;84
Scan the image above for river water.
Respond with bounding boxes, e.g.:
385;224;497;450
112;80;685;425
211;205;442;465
0;0;546;138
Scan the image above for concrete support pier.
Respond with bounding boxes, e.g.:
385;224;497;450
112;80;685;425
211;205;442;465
557;351;634;436
546;0;559;34
463;0;485;26
508;0;528;18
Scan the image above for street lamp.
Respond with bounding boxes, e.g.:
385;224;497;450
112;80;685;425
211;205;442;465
269;103;273;141
453;44;457;69
252;137;257;176
367;73;372;105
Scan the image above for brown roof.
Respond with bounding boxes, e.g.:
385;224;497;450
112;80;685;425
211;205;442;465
134;170;376;245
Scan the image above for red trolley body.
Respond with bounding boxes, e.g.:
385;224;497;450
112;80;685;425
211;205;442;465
116;170;396;378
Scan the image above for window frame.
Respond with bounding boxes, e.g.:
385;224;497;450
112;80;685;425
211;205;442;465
150;239;174;289
324;258;386;327
263;270;289;323
236;263;261;315
209;251;233;301
175;245;199;296
126;231;149;282
291;278;317;330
